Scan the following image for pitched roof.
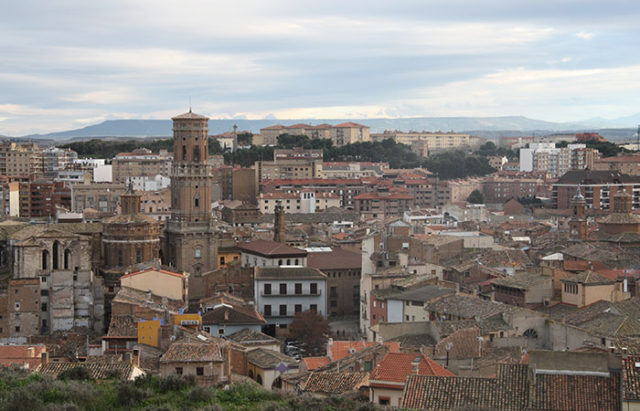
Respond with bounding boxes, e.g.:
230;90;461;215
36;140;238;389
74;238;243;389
529;373;622;411
623;356;640;401
255;266;326;281
201;304;266;326
561;270;615;285
238;239;307;257
329;340;400;362
172;111;208;120
301;371;369;394
563;260;609;272
371;353;453;384
160;341;224;363
333;122;368;128
401;364;530;410
227;328;278;346
301;356;331;370
247;347;298;369
307;247;361;270
119;267;185;281
107;315;139;337
0;345;46;370
37;360;138;380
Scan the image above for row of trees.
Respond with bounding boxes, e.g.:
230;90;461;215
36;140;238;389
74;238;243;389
58;138;225;159
58;133;498;179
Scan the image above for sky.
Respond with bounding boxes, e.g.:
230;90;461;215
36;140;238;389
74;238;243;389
1;0;640;136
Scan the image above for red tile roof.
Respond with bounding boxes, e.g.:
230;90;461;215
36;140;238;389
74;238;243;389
120;267;185;280
302;356;331;370
0;345;46;370
238;239;307;257
354;192;414;200
329;341;400;362
563;260;609;272
334;122;369;128
371;353;453;385
307;247;361;270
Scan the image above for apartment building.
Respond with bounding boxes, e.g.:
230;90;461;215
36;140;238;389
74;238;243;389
553;169;640;211
256;149;323;183
319;162;389;179
593;154;640;176
253;266;328;335
112;148;171;183
261;178;365;209
70;181;127;214
482;177;546;203
258;191;341;214
0;142;44;177
330;122;371;146
371;131;475;155
520;143;598;178
353;188;414;219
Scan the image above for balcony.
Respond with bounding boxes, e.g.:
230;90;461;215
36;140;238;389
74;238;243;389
261;290;322;297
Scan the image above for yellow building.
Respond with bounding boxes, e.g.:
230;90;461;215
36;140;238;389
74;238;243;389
138;319;161;347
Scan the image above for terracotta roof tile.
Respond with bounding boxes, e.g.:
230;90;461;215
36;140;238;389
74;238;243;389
160;341;224;363
301;356;331;371
329;341;400;362
238;239;307;257
37;360;138;380
371;353;453;384
301;371;369;394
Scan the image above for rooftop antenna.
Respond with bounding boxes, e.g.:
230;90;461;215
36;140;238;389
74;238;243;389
189;96;192;113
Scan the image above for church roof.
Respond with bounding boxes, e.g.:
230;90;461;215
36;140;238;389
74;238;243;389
172;111;209;120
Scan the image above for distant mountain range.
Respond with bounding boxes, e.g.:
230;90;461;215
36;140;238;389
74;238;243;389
15;114;640;141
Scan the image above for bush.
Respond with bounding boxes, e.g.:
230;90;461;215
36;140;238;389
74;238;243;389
57;367;93;382
188;386;213;404
116;381;150;407
157;375;195;392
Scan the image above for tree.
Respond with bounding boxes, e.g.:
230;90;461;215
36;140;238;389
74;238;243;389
237;132;253;146
288;310;331;356
467;190;484;204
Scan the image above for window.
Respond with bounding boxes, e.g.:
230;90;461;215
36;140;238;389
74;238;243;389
330;287;337;298
264;305;271;316
117;250;123;267
195;249;201;259
330;300;337;307
295;304;302;313
194;196;200;208
310;283;318;295
279;305;287;316
264;283;271;295
175;367;183;375
219;256;225;265
41;289;48;296
295;283;302;294
379;397;390;406
279;283;287;295
41;303;47;312
136;248;142;264
196;367;204;376
310;304;317;313
218;328;225;335
14;302;20;311
15;326;20;333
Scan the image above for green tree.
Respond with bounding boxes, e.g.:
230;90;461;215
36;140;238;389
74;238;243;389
237;132;253;146
467;189;485;204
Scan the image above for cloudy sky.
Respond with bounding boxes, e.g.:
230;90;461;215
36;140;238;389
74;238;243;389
1;0;640;135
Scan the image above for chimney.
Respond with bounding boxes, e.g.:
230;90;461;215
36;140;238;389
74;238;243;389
411;355;421;375
132;349;141;367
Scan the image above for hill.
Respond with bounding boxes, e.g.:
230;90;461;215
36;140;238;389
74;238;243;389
21;115;608;141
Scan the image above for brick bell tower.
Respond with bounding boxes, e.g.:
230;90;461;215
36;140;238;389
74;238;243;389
569;186;587;240
162;110;217;275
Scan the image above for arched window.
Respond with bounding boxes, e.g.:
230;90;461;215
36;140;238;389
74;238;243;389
64;249;71;270
42;250;49;270
193;146;200;162
194;195;200;208
52;242;59;270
